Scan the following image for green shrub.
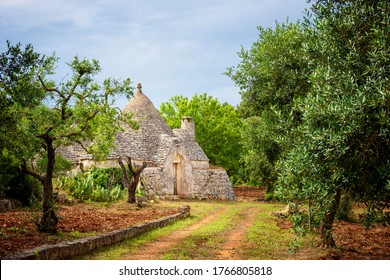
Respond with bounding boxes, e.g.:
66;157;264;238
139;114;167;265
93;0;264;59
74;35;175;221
0;153;41;205
59;169;125;202
90;167;123;189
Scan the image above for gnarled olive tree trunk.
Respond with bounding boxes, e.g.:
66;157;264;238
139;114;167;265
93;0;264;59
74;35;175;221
22;137;58;233
118;157;147;203
319;188;341;247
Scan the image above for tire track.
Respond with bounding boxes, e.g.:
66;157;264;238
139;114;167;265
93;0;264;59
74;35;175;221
215;206;258;260
123;206;227;260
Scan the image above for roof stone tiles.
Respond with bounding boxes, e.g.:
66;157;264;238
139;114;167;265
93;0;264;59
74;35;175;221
61;83;209;164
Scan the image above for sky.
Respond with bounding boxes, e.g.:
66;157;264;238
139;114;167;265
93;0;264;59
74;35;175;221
0;0;311;109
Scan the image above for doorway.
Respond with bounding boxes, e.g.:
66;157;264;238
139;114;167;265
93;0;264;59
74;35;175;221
173;154;184;196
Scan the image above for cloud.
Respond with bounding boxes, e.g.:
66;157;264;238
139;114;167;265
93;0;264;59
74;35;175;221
0;0;100;30
1;0;311;108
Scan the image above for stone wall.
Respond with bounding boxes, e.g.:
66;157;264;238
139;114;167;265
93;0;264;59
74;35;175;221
142;167;164;197
191;160;210;170
0;198;22;212
142;166;236;201
192;169;236;201
4;206;190;260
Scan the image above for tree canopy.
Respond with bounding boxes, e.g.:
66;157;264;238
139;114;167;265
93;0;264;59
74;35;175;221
226;21;311;191
0;41;54;157
160;93;243;178
1;42;134;232
227;0;390;246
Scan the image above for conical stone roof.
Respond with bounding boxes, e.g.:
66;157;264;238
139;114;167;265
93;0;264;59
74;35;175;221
122;83;174;137
111;83;175;163
60;83;208;164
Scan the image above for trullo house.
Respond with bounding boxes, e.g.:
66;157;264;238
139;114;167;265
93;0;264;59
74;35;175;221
62;83;236;201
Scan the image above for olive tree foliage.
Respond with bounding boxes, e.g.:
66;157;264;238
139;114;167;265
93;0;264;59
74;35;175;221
239;116;281;191
227;0;390;246
159;93;243;178
0;41;52;155
276;0;390;246
225;21;311;191
1;42;135;232
1;41;54;200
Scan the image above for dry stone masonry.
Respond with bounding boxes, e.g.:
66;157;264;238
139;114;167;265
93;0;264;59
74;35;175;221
61;83;236;201
5;206;190;260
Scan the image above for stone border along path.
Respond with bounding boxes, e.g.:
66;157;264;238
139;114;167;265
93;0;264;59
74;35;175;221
120;205;259;260
4;206;190;260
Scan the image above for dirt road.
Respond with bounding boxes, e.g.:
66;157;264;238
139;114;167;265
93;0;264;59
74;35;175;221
120;204;266;260
77;187;390;260
124;207;227;260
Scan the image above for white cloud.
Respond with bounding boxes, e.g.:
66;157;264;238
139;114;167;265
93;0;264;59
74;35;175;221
1;0;311;108
0;0;100;30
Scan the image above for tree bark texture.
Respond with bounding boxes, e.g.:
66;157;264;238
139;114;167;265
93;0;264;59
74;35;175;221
39;139;58;233
319;188;341;247
118;157;147;204
21;138;58;233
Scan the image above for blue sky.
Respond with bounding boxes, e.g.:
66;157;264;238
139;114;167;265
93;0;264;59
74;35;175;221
1;0;311;109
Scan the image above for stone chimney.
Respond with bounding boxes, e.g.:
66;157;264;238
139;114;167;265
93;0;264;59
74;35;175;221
137;83;143;94
181;116;195;139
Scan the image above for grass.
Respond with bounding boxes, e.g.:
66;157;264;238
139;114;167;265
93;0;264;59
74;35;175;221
242;203;329;259
162;202;301;260
77;200;222;260
76;200;330;260
6;226;31;234
161;202;243;259
243;204;295;259
79;215;200;260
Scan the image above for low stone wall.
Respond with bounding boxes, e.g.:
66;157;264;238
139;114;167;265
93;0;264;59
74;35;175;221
193;169;237;201
4;206;190;260
0;198;22;212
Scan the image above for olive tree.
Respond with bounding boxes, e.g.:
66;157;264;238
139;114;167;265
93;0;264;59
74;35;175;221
1;41;54;202
2;43;134;232
227;0;390;246
277;0;390;246
225;21;311;191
